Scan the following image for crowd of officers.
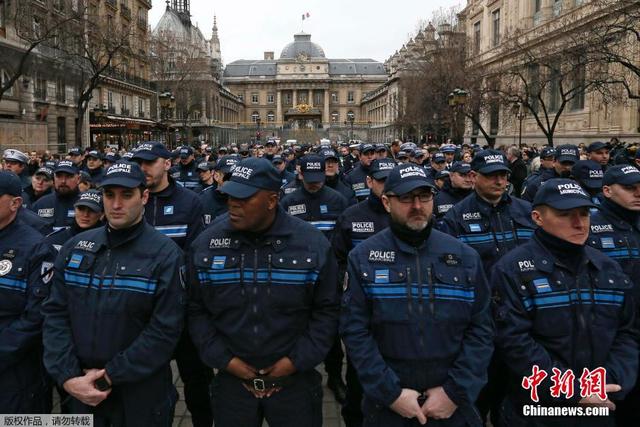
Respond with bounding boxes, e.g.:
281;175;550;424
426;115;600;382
0;136;639;427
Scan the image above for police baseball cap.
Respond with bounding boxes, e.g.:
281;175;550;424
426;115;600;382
218;146;228;153
44;160;58;169
359;144;376;154
555;144;580;163
196;162;212;172
441;145;456;154
35;167;53;179
384;164;436;195
179;146;194;159
376;144;387;152
215;155;240;174
603;165;640;186
86;150;102;160
540;147;556;159
54;160;79;175
400;142;417;152
471;150;510;174
220;158;281;199
320;149;339;161
79;171;92;183
74;190;103;213
533;178;595;210
68;147;83;156
450;162;472;174
587;141;611;153
435;170;450;180
432;152;446;163
300;155;326;183
571;160;603;190
271;155;284;164
3;149;28;164
265;140;276;147
369;159;397;180
131;142;172;161
100;162;146;188
396;151;409;160
412;149;425;158
0;171;22;197
103;153;120;163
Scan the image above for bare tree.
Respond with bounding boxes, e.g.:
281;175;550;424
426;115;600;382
0;1;85;102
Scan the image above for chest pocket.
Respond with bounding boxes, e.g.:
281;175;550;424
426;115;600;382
116;262;158;317
194;253;244;311
268;252;318;311
520;272;572;337
431;264;475;324
511;216;535;242
362;266;409;323
459;221;492;246
64;252;97;289
588;234;639;261
590;269;630;329
0;258;29;315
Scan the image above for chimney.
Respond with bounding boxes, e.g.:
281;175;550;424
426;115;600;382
264;51;274;60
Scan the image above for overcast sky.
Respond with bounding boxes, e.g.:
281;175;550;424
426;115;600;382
149;0;463;64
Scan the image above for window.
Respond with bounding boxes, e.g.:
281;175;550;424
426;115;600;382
548;64;561;113
528;63;540;113
35;76;47;101
489;103;500;135
314;91;323;106
267;111;275;122
1;69;13;96
121;95;129;115
33;16;42;39
107;91;114;112
237;94;244;102
267;93;274;104
251;112;260;122
0;1;5;30
283;92;292;105
492;10;501;47
331;111;339;123
347;91;355;103
251;93;259;104
331;92;339;103
534;0;542;25
138;98;145;117
553;0;562;17
473;22;481;54
53;0;64;13
570;63;586;111
71;0;80;12
56;78;66;103
347;111;355;121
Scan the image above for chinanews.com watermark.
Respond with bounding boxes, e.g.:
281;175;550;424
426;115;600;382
520;365;611;417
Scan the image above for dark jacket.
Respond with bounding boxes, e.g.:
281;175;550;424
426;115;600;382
170;161;203;193
344;163;372;202
508;158;528;197
325;174;357;205
31;190;80;231
187;207;340;372
199;186;229;226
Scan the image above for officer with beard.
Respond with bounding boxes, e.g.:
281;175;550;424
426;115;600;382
31;160;81;231
522;145;579;202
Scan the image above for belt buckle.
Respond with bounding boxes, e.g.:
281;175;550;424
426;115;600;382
253;378;266;392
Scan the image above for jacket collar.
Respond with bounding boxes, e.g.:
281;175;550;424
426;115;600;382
473;191;511;215
529;234;602;273
150;177;177;198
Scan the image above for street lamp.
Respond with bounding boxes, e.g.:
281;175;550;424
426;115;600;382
256;117;262;142
345;111;355;141
159;91;176;147
448;88;468;144
513;102;526;148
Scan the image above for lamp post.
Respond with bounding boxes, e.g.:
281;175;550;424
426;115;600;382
256;117;262;142
345;112;355;140
447;88;468;145
159;91;176;147
514;102;526;148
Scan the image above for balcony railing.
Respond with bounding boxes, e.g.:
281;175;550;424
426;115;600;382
103;66;152;90
120;4;131;20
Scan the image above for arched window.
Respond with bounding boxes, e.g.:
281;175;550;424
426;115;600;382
331;111;339;123
267;111;275;122
251;111;260;122
347;111;355;121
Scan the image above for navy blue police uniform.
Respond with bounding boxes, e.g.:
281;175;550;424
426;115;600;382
31;160;81;231
171;146;203;193
321;149;357;205
341;164;493;427
187;158;340;427
521;145;578;202
344;144;377;202
200;155;239;226
42;163;185;426
492;179;638;427
0;172;50;413
434;162;473;221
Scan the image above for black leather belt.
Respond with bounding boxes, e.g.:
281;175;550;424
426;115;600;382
242;376;294;391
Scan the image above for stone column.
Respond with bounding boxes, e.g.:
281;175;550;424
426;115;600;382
276;90;282;125
323;90;330;126
308;89;313;107
541;0;554;22
293;90;297;106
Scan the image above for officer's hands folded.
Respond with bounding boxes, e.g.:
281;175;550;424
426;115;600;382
421;386;457;419
226;357;258;380
390;389;427;425
258;356;296;378
62;368;111;407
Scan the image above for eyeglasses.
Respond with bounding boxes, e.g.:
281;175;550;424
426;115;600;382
389;192;434;204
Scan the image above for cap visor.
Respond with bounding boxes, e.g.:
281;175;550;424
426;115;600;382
302;172;325;183
556;156;577;164
54;167;78;175
617;175;640;186
220;181;260;199
583;179;603;190
179;154;189;159
74;201;102;212
100;177;143;188
131;151;161;161
389;180;436;195
536;198;596;210
477;164;510;174
371;171;392;180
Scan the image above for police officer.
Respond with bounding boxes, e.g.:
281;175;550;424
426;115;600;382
103;152;120;170
341;163;493;427
85;150;105;185
131;142;212;427
263;139;278;161
171;145;203;192
22;166;53;209
587;141;611;169
42;162;185;425
522;144;578;202
434;162;473;221
31;160;81;231
200;155;239;226
272;155;295;186
0;171;50;413
441;144;457;169
280;154;349;239
587;165;640;426
196;161;216;192
187;157;340;426
428;152;447;180
67;147;84;169
2;149;31;190
440;150;535;275
332;158;395;427
492;178;638;427
345;144;377;202
570;160;603;209
322;149;356;204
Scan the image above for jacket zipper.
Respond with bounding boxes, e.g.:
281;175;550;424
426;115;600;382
91;249;111;361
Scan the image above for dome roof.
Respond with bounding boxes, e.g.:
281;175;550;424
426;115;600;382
280;33;325;59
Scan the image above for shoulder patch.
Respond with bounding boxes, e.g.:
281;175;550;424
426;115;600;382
368;250;396;263
287;204;307;216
